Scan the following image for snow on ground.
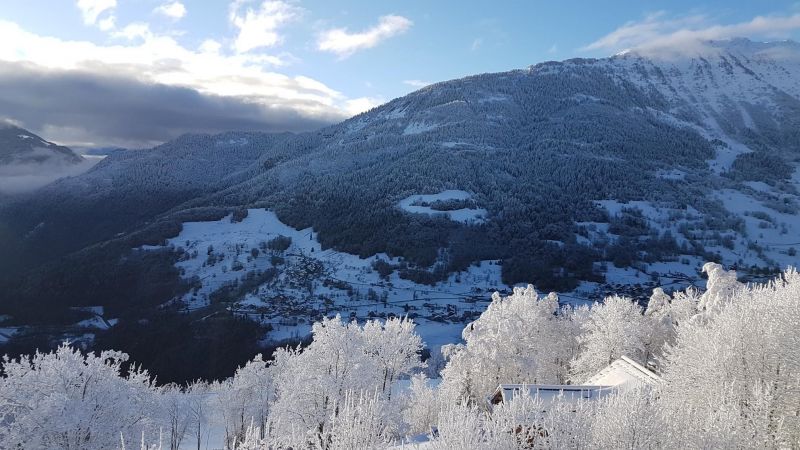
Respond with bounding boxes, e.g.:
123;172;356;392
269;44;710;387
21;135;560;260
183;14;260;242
595;200;662;221
75;317;119;330
403;122;439;135
398;190;487;224
743;181;773;193
149;198;749;352
594;199;680;242
708;136;752;174
147;209;508;349
440;141;467;148
645;107;752;175
656;169;686;180
713;189;800;268
594;194;800;269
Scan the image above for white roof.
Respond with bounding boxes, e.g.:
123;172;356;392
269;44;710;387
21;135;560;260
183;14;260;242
490;356;662;407
493;384;616;405
583;356;662;391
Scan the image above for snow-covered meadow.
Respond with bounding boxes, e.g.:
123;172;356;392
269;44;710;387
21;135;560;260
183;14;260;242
149;208;508;348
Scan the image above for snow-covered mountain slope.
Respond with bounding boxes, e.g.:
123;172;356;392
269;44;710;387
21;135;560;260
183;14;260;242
0;131;297;273
0;124;83;165
0;125;98;195
606;39;800;173
145;208;505;347
231;39;798;279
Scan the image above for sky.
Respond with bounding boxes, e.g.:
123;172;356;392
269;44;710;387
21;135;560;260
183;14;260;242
1;0;799;148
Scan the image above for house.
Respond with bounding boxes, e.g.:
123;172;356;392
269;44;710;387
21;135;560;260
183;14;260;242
488;355;661;408
583;355;662;392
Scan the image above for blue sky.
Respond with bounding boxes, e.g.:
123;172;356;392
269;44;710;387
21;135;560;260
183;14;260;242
1;0;800;147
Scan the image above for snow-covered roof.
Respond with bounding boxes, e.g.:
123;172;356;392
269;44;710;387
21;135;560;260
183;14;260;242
583;356;662;391
489;355;661;407
490;384;616;406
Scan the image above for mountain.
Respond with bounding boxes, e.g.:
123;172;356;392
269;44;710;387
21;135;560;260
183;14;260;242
0;124;83;165
0;124;93;196
0;38;798;377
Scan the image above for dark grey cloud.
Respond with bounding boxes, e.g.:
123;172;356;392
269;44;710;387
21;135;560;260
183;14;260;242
0;61;340;148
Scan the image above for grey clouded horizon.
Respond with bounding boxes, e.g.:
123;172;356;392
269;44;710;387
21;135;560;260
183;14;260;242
0;61;342;149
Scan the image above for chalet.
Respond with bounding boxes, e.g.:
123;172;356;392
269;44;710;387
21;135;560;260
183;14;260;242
488;356;661;409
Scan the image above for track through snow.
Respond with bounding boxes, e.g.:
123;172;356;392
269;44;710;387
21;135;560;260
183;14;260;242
398;190;487;224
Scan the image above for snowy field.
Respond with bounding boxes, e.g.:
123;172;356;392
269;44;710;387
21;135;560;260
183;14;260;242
596;193;800;270
397;190;487;224
149;208;509;349
143;200;753;350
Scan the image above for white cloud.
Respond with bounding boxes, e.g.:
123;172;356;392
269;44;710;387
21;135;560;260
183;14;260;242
0;20;356;126
584;12;800;54
548;44;558;54
317;15;413;58
97;15;116;31
403;79;430;88
199;39;223;54
343;96;384;116
111;22;153;41
76;0;116;27
154;1;187;20
229;0;301;54
0;156;101;194
470;38;482;51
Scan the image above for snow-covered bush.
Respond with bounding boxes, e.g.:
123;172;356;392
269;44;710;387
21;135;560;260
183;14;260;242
402;374;439;435
214;354;275;445
267;315;424;447
0;344;160;449
656;267;800;448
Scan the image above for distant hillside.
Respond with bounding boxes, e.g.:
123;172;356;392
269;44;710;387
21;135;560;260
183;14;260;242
0;124;83;165
0;124;95;196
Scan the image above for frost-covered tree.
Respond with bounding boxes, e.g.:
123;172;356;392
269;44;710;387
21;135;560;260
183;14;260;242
362;317;425;397
439;286;577;404
570;295;649;382
159;383;193;450
184;381;213;450
694;262;743;321
236;391;394;450
267;316;423;448
657;267;800;447
588;389;661;449
325;391;394;449
642;287;675;366
402;374;439;436
0;344;159;449
214;354;275;445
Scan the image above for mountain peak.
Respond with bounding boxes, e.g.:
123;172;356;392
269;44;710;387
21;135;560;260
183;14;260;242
612;37;800;62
